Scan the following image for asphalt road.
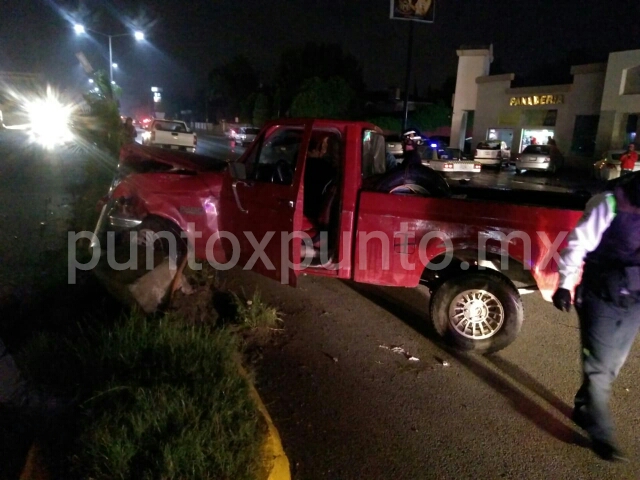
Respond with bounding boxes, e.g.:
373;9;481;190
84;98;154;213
228;269;640;480
0;129;88;292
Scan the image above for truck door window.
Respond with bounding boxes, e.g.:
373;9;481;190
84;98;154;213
247;126;303;185
362;129;387;178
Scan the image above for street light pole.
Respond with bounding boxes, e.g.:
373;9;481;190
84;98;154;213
74;25;144;84
108;35;113;83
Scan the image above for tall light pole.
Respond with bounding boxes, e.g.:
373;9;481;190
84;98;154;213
74;24;144;83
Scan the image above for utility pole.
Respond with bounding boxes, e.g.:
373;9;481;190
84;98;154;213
402;20;415;132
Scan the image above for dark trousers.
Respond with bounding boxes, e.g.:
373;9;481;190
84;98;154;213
621;168;633;175
574;287;640;443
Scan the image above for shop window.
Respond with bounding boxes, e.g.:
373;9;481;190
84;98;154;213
543;110;558;127
521;129;555;151
622;65;640;95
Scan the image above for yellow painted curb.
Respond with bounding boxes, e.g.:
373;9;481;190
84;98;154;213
238;364;291;480
19;442;49;480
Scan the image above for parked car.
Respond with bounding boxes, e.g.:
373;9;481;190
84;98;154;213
385;134;403;158
515;144;564;174
236;126;260;146
141;119;197;153
474;140;511;168
593;150;636;181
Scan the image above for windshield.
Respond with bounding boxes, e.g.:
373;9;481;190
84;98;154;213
477;141;501;149
385;134;402;142
611;153;623;160
522;145;551;154
244;127;260;134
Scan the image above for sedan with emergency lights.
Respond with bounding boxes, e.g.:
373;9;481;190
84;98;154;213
423;147;482;176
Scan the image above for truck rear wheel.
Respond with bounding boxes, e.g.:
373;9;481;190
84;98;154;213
429;272;523;354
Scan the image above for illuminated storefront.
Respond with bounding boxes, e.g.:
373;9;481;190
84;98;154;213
450;47;640;163
471;67;605;156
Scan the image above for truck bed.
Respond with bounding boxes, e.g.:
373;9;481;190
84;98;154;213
448;185;591;211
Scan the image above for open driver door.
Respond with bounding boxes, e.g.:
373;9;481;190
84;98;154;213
218;120;311;286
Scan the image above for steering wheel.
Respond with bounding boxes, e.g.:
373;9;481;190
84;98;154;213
271;159;293;184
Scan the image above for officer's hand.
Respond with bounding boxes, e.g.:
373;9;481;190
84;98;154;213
552;288;572;312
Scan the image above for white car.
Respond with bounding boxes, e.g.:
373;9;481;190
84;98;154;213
236;126;260;146
474;140;511;168
593;150;637;180
385;134;404;158
423;147;482;175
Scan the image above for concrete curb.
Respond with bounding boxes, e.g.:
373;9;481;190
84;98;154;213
238;364;291;480
19;442;48;480
18;369;292;480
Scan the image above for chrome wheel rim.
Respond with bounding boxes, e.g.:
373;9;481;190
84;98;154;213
448;289;505;340
389;183;429;196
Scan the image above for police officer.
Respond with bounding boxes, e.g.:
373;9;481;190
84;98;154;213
552;172;640;462
401;129;424;167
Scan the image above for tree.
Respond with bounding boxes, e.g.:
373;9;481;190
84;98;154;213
410;104;452;133
366;116;402;132
289;77;355;119
277;42;364;116
79;70;123;156
208;55;259;121
252;92;271;127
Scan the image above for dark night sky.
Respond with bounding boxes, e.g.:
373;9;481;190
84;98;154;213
2;0;640;115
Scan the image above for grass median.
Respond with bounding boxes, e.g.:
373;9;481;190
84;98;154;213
18;309;265;479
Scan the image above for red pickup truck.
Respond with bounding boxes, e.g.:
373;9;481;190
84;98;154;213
93;119;586;354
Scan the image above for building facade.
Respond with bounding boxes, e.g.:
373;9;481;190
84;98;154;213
451;47;640;163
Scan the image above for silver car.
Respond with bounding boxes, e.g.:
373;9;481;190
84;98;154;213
515;144;564;174
474;140;511;168
385;134;403;157
237;126;260;146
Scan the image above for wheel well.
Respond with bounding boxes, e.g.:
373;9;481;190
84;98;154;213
421;250;536;291
139;214;188;245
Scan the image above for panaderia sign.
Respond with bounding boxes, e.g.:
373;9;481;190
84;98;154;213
509;94;564;107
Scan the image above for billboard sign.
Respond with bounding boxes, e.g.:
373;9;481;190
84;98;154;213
390;0;435;23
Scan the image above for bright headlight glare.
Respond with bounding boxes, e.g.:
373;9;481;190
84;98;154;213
24;88;75;148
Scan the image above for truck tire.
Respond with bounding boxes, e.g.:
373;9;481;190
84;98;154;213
133;217;188;269
375;164;451;197
429;271;523;354
110;217;188;275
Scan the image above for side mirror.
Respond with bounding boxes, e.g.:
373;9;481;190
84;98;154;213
229;161;247;180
